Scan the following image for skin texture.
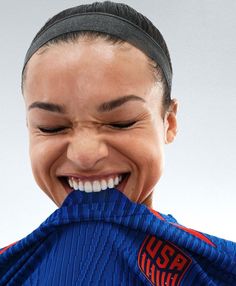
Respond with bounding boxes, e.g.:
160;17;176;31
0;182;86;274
23;38;178;207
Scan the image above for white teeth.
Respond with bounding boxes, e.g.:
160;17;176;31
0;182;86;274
114;176;119;185
72;179;80;191
108;178;114;188
84;181;92;193
93;181;101;192
68;178;73;188
79;181;84;191
101;179;107;190
67;174;124;192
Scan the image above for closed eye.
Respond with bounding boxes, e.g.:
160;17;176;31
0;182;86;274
38;126;67;134
108;121;136;129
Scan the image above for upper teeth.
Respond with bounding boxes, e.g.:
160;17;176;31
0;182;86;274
68;175;122;193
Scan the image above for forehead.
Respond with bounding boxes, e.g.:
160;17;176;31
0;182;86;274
24;37;155;85
23;38;163;110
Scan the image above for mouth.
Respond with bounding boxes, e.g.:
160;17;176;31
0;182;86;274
59;173;130;193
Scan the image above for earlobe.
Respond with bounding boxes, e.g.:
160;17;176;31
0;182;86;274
164;99;178;144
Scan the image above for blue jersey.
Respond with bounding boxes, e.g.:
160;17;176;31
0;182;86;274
0;189;235;285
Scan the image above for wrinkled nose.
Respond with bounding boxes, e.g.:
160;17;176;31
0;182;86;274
67;129;109;170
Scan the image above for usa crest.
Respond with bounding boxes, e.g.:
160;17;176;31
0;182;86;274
138;235;192;286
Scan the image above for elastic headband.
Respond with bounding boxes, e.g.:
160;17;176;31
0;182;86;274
23;12;172;89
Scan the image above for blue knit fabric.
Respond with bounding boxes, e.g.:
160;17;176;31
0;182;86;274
0;189;235;285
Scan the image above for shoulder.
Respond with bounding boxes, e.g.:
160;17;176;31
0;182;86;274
0;241;18;255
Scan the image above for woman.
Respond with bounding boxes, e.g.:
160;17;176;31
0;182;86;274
0;2;235;285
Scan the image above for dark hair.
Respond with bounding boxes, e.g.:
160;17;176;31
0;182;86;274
22;1;172;111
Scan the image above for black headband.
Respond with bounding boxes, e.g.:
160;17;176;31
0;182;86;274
23;12;172;90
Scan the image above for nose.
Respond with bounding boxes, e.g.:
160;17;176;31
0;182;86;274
66;128;109;170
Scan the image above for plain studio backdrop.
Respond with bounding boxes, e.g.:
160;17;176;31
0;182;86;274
0;0;235;247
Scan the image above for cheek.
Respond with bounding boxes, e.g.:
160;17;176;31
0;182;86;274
29;135;64;179
129;126;165;183
29;143;50;190
108;125;165;170
140;141;165;186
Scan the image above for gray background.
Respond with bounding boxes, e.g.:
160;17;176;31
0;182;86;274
0;0;235;247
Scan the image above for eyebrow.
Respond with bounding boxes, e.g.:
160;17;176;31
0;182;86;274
98;95;145;112
28;102;65;113
28;95;145;114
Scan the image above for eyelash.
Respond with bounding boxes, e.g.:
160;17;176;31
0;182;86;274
108;121;136;129
38;127;67;134
38;121;136;134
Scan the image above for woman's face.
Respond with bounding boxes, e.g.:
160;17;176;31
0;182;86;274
23;38;177;207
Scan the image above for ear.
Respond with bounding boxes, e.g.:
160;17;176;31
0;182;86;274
164;99;178;144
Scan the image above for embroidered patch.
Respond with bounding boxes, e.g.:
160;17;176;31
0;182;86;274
138;235;192;286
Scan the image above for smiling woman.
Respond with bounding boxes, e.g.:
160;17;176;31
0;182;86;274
0;1;236;286
24;35;176;207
